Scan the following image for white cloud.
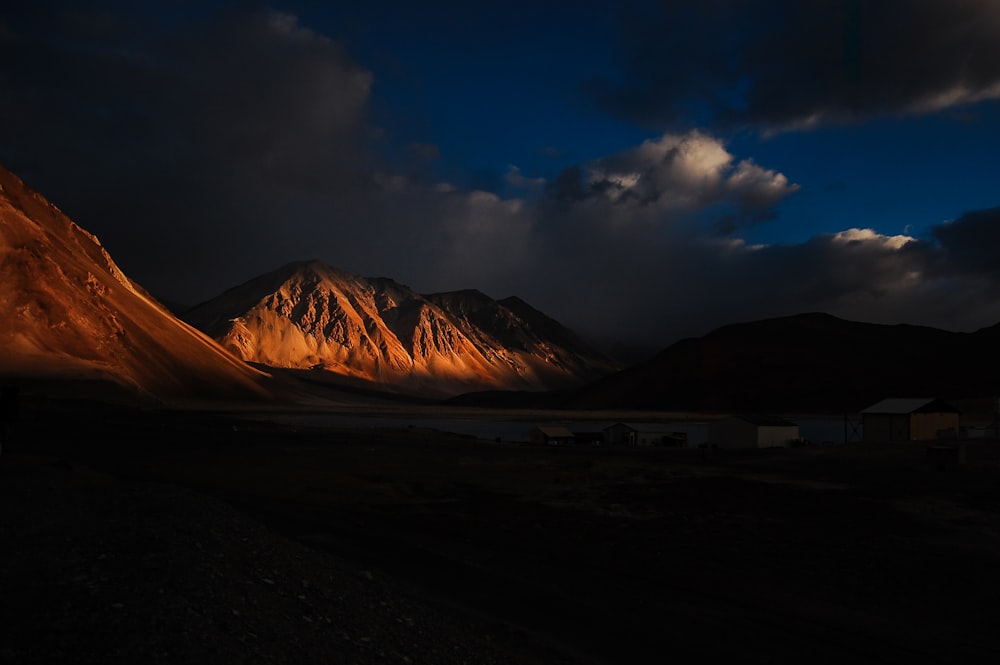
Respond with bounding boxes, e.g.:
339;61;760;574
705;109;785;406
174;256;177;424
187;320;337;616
724;160;800;210
908;80;1000;114
576;131;798;217
831;228;915;250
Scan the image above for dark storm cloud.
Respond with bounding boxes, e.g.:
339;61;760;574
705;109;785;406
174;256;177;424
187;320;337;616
517;216;1000;347
424;150;1000;346
185;11;373;188
415;132;1000;347
685;229;1000;340
0;2;524;308
931;207;1000;278
593;0;1000;131
0;3;375;303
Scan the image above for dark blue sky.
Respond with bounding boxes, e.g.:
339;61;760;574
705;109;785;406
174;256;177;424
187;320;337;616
3;0;1000;347
295;1;648;187
297;0;1000;243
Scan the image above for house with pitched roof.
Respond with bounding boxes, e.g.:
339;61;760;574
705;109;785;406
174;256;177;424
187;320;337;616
860;398;960;442
529;426;574;445
603;423;687;447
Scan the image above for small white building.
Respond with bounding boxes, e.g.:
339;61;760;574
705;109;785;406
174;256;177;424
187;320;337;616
709;415;800;449
529;426;574;446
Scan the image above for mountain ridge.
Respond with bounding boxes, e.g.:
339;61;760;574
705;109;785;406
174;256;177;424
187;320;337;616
184;261;618;396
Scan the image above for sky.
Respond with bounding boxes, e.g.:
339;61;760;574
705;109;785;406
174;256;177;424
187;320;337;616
3;0;1000;353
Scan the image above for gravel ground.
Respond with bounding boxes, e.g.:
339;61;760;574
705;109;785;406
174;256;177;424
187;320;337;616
5;403;1000;663
0;455;538;665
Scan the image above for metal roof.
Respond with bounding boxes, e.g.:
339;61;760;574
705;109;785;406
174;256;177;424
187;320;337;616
604;422;680;433
860;398;959;415
534;426;574;438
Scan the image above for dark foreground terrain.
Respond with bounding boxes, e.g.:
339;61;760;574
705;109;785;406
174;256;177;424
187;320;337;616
3;401;1000;663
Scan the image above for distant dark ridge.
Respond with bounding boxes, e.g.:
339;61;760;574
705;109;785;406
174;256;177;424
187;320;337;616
569;311;1000;413
450;312;1000;413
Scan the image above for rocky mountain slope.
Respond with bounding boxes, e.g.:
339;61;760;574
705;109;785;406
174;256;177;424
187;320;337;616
572;312;1000;413
184;261;616;396
0;165;269;402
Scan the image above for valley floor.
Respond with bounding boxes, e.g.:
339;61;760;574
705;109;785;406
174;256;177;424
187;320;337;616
3;401;1000;663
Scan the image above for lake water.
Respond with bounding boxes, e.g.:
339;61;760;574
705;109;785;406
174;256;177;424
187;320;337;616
255;413;855;446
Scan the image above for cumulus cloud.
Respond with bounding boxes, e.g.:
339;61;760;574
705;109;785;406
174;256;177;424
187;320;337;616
830;228;915;251
724;160;798;212
376;131;1000;348
505;165;546;190
546;131;798;232
432;172;1000;349
592;0;1000;132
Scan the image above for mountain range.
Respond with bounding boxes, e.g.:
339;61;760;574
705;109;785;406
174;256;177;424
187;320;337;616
0;165;614;401
182;261;618;396
5;162;999;412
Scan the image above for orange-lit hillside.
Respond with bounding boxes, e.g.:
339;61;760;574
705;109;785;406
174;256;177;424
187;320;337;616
184;261;617;396
0;165;269;402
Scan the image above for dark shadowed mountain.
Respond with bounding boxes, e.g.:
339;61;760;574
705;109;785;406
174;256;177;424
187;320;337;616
183;261;617;397
0;165;269;402
570;312;1000;413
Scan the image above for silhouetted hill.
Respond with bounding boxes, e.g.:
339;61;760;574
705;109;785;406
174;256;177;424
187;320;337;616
573;313;1000;412
568;312;1000;413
